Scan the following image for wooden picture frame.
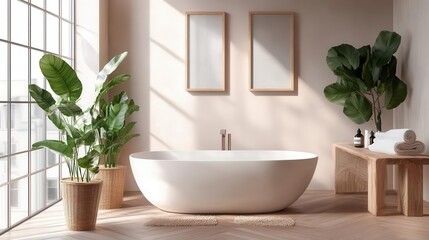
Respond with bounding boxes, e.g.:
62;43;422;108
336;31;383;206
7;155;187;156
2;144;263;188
186;12;226;92
249;11;295;92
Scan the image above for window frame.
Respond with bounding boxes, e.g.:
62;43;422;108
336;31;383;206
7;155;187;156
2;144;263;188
0;0;75;234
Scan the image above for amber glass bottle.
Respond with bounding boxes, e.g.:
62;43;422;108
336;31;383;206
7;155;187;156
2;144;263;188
354;128;364;148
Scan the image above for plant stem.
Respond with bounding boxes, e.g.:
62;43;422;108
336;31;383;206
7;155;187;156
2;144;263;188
368;90;378;131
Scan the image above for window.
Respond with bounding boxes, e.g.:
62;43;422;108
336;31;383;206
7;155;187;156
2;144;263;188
0;0;74;234
9;182;17;208
47;179;58;202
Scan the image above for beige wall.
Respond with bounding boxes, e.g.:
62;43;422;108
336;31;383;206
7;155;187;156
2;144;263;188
75;0;107;108
393;0;429;201
108;0;393;191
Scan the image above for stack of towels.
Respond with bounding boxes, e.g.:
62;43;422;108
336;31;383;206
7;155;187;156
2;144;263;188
368;129;426;155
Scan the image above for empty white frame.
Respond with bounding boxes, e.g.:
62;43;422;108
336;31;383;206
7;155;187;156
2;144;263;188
186;12;226;92
249;11;294;92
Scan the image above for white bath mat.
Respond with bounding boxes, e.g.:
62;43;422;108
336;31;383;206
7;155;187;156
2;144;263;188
144;215;218;227
234;216;296;227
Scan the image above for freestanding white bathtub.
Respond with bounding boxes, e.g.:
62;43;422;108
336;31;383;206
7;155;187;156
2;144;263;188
130;150;317;214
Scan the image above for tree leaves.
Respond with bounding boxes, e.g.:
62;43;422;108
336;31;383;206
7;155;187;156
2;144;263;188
327;44;360;71
31;51;138;180
39;54;82;101
385;76;407;109
324;82;359;105
372;31;401;67
29;84;56;111
32;140;73;159
343;93;373;124
324;31;407;131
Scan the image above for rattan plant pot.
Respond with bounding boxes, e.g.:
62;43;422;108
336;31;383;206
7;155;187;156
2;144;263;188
97;165;126;209
61;178;103;231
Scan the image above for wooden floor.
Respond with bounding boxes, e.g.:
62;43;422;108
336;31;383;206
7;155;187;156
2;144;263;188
1;190;429;240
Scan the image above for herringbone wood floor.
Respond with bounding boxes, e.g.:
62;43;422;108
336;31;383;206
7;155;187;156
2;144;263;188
1;190;428;240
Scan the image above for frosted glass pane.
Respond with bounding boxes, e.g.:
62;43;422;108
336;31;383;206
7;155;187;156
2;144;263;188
31;7;44;50
10;178;29;225
11;153;28;180
31;103;45;146
0;186;7;231
61;162;69;179
0;0;7;40
31;0;44;9
11;0;29;45
46;0;59;15
30;50;44;86
31;170;46;213
0;157;6;185
11;45;29;101
31;149;46;172
11;103;29;153
46;15;59;54
0;103;8;158
61;20;71;57
46;166;59;204
61;0;72;20
0;42;7;101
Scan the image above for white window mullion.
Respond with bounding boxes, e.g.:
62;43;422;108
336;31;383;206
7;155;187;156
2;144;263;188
27;0;32;217
7;0;12;231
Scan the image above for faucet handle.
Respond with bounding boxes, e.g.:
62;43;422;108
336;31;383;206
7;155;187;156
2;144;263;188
220;129;226;135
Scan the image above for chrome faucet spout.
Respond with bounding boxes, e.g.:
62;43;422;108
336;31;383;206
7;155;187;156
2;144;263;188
220;129;226;150
228;134;231;150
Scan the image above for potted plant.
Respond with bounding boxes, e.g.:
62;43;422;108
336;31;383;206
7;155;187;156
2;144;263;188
323;30;407;131
93;60;140;209
29;52;129;230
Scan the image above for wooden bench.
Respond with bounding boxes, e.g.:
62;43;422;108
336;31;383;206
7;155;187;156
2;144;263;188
334;143;429;216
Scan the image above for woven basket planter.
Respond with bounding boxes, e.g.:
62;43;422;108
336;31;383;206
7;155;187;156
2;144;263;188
97;165;126;209
61;178;102;231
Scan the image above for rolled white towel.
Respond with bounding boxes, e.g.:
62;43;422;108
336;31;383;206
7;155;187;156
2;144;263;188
395;141;426;155
374;129;416;143
369;139;398;154
369;139;426;155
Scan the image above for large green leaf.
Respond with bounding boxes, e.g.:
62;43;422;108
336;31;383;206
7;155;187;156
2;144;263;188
119;133;139;146
126;99;139;116
81;128;96;146
112;91;128;105
106;104;128;132
380;56;397;82
29;84;56;111
324;82;359;105
95;52;128;92
117;122;137;138
343;93;372;124
361;50;374;89
47;111;64;130
327;44;360;71
385;76;407;109
99;74;130;97
63;122;82;139
32;140;73;159
332;65;363;87
39;54;82;101
57;102;83;116
77;150;99;169
372;31;401;67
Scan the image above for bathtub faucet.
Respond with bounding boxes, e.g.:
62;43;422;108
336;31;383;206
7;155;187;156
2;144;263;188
220;129;231;150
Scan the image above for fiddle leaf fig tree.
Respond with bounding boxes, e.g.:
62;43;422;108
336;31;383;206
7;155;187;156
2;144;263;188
324;31;407;131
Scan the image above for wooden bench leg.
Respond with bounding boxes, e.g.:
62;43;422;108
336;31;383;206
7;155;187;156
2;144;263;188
334;147;367;193
368;160;386;216
397;163;423;217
